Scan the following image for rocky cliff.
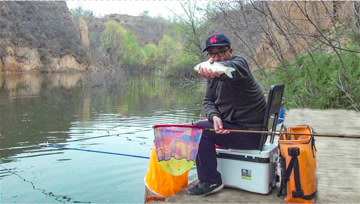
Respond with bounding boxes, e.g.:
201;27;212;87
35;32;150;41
254;1;355;69
0;1;92;73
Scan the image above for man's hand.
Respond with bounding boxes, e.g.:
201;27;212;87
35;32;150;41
200;58;220;79
212;115;230;134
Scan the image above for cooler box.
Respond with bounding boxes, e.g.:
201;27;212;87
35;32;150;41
216;143;279;194
215;84;284;195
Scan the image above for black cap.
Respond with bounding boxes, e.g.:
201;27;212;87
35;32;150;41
203;33;231;52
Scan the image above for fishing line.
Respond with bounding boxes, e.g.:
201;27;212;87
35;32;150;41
46;143;150;159
65;128;153;143
0;164;91;203
45;122;198;158
0;128;153;152
43;128;154;158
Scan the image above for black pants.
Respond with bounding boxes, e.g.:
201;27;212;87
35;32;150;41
194;119;261;184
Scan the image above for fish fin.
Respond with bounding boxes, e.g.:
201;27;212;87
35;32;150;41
225;68;236;78
193;63;202;73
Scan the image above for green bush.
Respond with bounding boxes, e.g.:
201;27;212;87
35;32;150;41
167;51;200;78
256;51;360;110
120;30;146;71
100;21;127;64
143;43;158;71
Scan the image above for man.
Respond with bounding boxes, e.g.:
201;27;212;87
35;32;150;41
187;33;266;197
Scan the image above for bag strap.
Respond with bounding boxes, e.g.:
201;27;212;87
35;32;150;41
277;148;298;197
277;147;316;200
277;156;287;197
290;148;304;198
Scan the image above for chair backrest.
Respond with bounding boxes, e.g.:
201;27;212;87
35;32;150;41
258;84;285;151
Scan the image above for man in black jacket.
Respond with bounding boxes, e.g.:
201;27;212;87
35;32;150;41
187;33;266;197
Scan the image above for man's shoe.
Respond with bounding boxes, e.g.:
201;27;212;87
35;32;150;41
187;181;224;197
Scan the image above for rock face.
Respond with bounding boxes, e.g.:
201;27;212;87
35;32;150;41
253;1;354;70
0;1;92;72
78;16;90;48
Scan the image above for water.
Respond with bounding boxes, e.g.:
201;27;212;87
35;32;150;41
1;73;360;203
0;72;204;203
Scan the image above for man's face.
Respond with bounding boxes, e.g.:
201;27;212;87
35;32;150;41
207;46;233;61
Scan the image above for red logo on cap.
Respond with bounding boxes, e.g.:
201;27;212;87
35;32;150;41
210;35;217;44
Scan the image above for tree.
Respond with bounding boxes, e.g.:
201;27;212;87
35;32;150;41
171;0;212;61
70;6;94;20
120;30;146;70
100;21;127;65
143;43;158;71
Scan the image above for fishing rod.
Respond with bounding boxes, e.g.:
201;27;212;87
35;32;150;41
49;122;198;157
40;128;156;158
44;122;197;158
206;128;360;139
0;129;153;152
46;143;150;159
67;128;154;143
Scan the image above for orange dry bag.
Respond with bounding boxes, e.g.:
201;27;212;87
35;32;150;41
277;126;317;203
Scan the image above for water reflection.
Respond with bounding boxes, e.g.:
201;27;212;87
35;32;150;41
0;72;205;203
0;72;204;161
1;73;83;99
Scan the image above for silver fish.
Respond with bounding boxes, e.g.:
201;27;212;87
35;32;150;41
194;61;236;78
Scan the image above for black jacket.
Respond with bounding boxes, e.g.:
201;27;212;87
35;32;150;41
203;55;266;130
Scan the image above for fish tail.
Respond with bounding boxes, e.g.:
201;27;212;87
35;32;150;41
225;68;236;78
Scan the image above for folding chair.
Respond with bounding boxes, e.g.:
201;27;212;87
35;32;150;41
216;84;285;194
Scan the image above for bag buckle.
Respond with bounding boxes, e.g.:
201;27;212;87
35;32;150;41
288;147;300;156
292;190;304;198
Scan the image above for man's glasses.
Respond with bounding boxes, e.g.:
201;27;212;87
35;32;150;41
207;48;230;58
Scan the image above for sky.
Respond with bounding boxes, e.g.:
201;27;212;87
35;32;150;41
65;0;190;18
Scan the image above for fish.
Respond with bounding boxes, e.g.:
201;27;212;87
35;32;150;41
194;61;236;78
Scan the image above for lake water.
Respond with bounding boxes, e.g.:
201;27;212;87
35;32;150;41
1;72;359;203
0;72;204;203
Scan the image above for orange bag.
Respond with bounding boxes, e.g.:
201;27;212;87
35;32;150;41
277;126;317;203
144;146;189;203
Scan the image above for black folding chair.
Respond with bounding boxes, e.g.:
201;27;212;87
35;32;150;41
258;84;285;151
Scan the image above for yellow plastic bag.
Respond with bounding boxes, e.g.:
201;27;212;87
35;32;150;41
144;146;189;203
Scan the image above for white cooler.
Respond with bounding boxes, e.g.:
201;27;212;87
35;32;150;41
216;84;284;195
216;143;279;194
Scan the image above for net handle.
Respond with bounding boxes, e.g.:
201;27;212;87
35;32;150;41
153;124;204;130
